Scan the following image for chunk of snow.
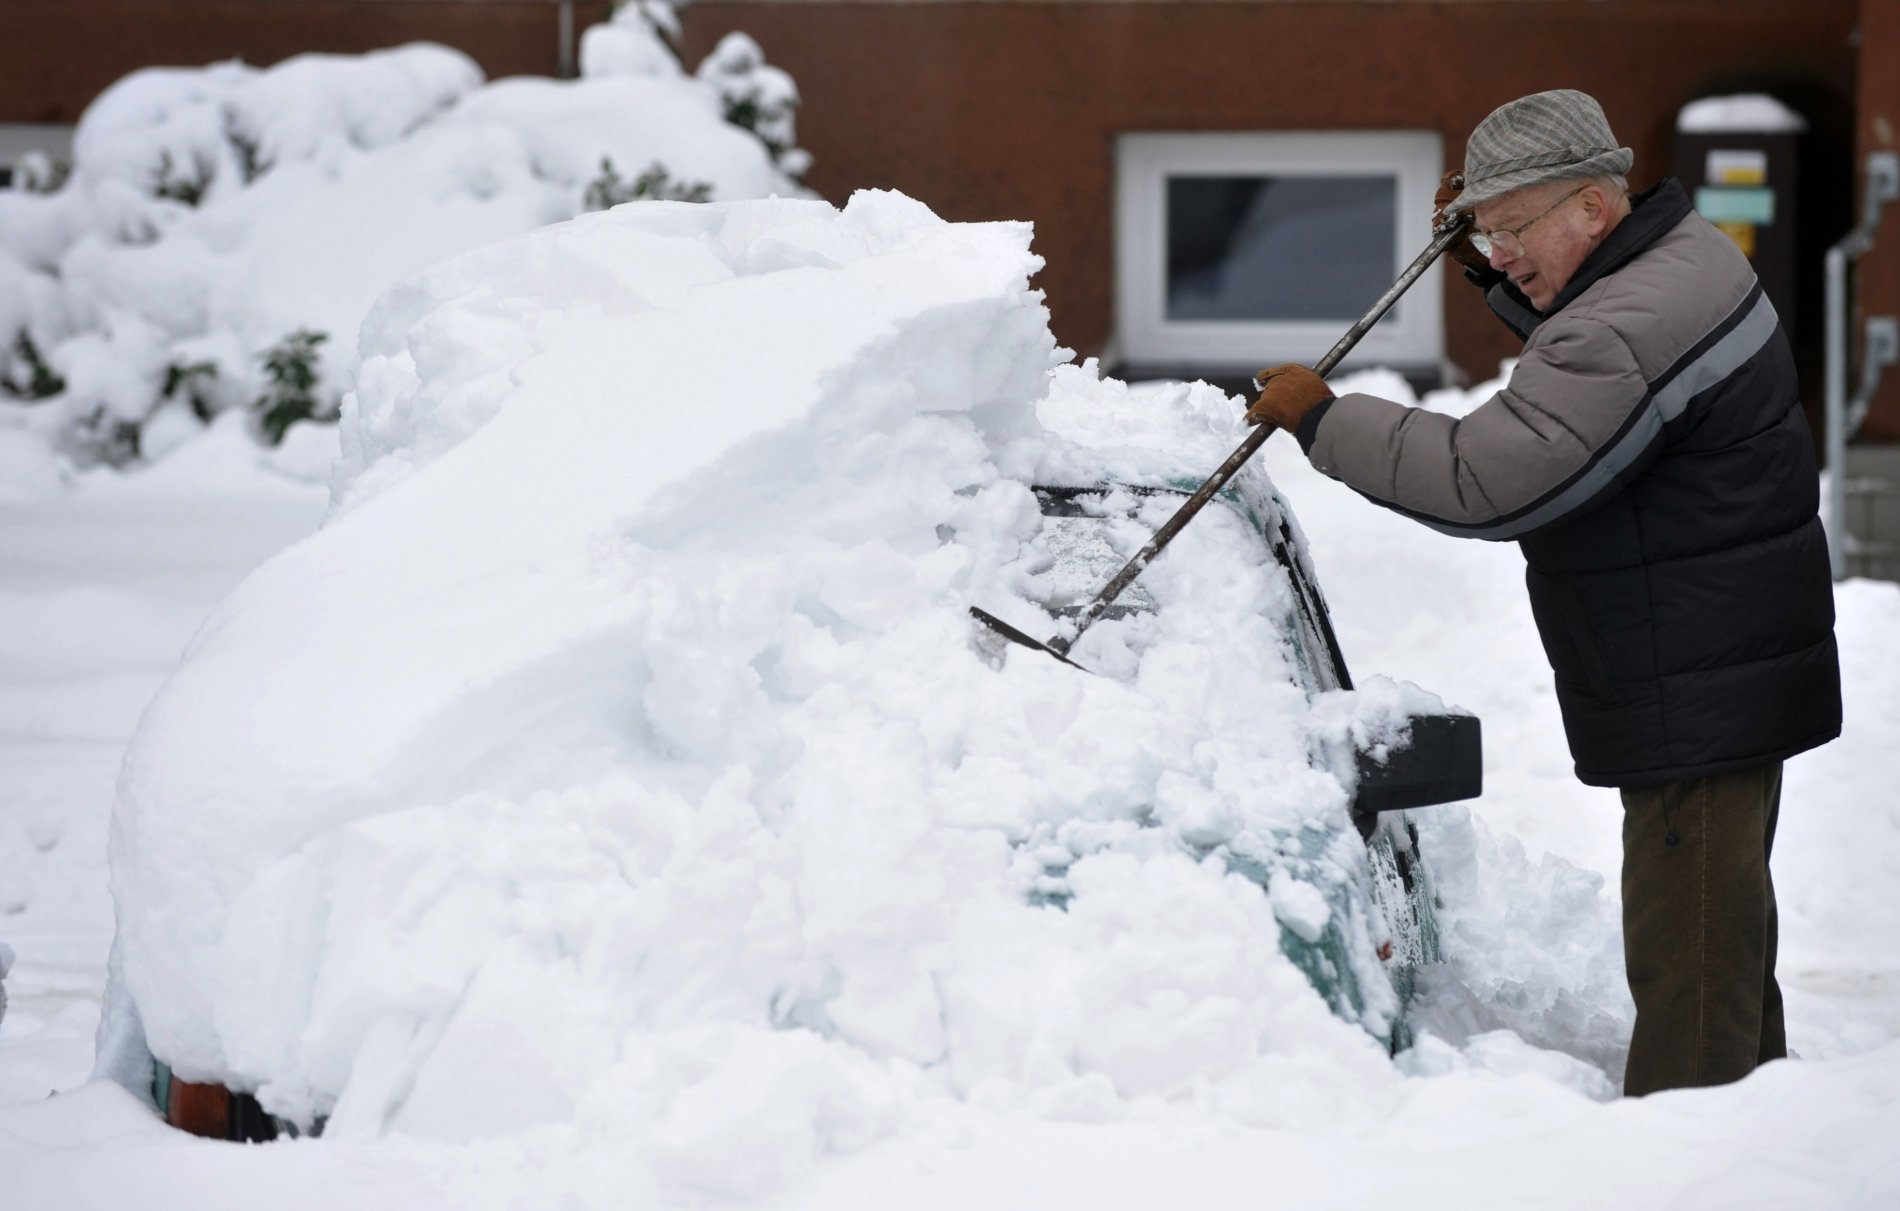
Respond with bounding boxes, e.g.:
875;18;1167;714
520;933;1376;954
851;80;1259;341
580;4;685;80
1677;94;1808;134
1267;871;1332;943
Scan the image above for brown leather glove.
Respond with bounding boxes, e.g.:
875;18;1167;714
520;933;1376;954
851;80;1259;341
1433;170;1490;275
1245;364;1333;431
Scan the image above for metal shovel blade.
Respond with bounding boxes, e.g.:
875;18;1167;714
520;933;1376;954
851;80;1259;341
968;606;1089;671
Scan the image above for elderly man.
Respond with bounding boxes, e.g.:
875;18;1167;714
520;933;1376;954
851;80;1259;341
1248;89;1841;1096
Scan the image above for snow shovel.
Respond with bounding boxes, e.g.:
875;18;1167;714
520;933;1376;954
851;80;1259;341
972;216;1473;669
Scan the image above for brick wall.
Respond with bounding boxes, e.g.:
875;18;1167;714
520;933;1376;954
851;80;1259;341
678;1;1855;393
0;1;564;125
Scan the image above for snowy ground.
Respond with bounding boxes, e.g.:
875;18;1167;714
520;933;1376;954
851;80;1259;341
1;367;1896;1206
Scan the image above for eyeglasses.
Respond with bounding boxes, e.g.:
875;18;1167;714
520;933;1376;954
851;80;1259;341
1469;186;1587;260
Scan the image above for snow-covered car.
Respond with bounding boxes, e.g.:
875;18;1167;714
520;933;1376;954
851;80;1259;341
98;192;1480;1157
146;477;1481;1142
143;480;1480;1140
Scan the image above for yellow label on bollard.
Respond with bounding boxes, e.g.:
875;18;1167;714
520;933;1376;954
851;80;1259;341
1707;149;1769;186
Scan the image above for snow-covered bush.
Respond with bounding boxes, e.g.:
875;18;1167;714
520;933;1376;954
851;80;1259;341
582;0;686;78
9;150;70;195
3;333;62;399
580;158;714;211
253;329;332;442
697;31;811;178
0;13;808;468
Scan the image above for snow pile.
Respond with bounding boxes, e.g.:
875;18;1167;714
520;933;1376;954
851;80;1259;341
0;11;805;471
101;190;1429;1189
580;1;686;79
1411;811;1631;1085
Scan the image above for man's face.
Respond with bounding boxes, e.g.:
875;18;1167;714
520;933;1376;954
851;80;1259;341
1471;181;1604;311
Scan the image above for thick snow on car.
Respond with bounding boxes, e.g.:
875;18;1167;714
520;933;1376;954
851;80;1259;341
987;455;1478;1034
95;192;1478;1165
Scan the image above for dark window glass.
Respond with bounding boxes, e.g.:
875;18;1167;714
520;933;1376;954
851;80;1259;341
1166;175;1397;322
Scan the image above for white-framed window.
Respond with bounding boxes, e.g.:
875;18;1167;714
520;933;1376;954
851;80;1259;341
1115;131;1445;373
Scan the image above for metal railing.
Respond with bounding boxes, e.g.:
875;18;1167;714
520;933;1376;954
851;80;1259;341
1824;151;1900;579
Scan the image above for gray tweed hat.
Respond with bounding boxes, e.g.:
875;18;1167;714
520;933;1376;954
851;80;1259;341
1446;89;1634;215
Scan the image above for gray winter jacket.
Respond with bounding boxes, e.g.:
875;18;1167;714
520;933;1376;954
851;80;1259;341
1296;179;1840;787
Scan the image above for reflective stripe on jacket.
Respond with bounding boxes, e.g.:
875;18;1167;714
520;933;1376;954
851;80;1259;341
1299;179;1841;787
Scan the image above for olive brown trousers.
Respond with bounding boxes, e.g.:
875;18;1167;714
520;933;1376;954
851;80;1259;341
1619;762;1785;1097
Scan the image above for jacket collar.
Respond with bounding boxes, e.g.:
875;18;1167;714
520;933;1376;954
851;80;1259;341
1542;178;1694;316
